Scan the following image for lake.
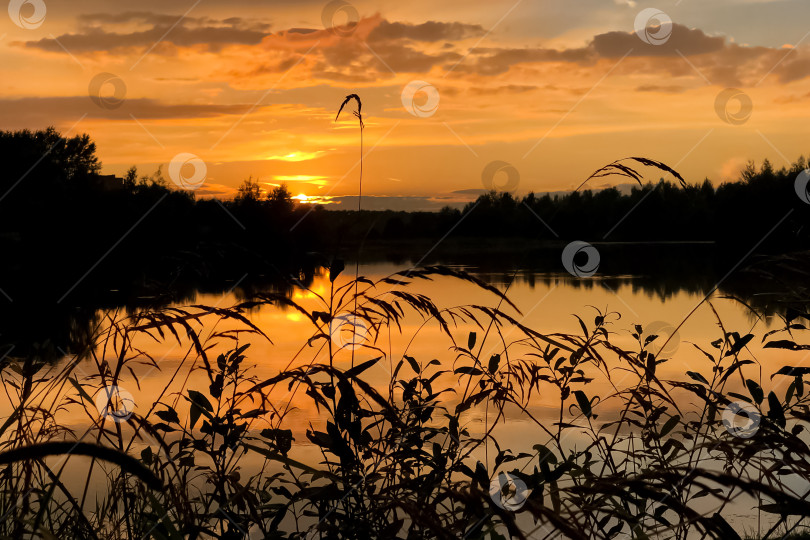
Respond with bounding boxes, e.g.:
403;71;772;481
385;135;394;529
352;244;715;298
5;244;803;537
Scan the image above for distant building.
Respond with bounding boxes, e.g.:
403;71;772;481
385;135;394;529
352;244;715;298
95;174;125;191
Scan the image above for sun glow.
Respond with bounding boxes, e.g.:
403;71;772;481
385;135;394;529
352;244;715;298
265;151;324;162
273;175;329;186
291;193;336;205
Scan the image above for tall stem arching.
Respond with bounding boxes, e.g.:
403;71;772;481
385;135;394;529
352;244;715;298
336;94;364;367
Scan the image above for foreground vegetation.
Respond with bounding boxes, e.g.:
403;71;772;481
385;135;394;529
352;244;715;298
1;263;810;538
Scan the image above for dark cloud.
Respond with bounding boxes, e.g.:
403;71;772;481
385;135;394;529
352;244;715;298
592;24;725;57
456;47;594;76
23;13;270;53
286;38;461;81
0;97;260;128
76;11;270;33
468;84;539;95
766;52;810;84
452;23;810;86
354;42;460;72
367;20;484;43
455;25;725;77
635;84;688;93
192;182;234;198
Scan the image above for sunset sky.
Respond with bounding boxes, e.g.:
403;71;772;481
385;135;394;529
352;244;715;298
2;0;810;209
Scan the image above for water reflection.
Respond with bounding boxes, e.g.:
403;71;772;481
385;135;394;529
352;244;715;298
0;267;318;362
0;243;803;363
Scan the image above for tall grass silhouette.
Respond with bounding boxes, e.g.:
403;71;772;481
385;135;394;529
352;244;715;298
336;93;365;368
2;263;810;538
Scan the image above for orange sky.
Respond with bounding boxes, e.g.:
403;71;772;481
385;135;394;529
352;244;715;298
2;0;810;208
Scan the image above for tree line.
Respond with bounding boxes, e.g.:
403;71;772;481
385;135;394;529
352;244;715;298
1;127;808;305
326;158;810;251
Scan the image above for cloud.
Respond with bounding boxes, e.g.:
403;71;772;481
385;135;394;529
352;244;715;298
455;24;727;77
192;181;236;199
458;46;594;76
592;24;725;57
771;54;810;84
453;23;810;86
0;97;262;127
266;151;325;162
22;13;270;53
367;20;485;43
15;12;810;89
635;84;688;93
316;40;461;76
321;195;469;211
719;156;749;182
77;11;196;26
452;189;488;195
222;17;466;82
468;84;539;95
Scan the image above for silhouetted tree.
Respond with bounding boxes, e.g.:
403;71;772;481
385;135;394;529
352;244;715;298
137;165;167;188
236;176;262;203
268;184;294;214
124;166;138;190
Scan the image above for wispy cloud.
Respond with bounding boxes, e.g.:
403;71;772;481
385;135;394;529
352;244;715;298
266;151;325;162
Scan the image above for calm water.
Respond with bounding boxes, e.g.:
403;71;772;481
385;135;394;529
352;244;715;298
28;257;799;535
55;259;789;431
